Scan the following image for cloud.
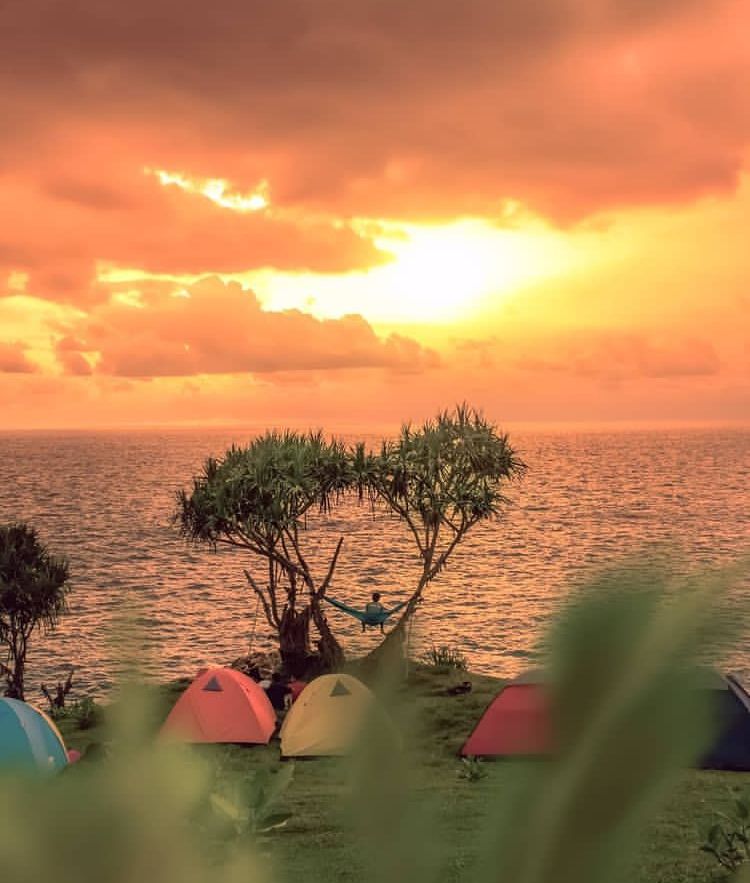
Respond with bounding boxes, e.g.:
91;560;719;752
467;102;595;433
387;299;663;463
55;341;93;376
0;166;390;307
0;341;37;374
55;277;439;377
1;0;747;315
0;0;747;232
514;332;721;384
2;337;748;430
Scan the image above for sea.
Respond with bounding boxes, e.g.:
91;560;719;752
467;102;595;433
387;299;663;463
0;425;748;697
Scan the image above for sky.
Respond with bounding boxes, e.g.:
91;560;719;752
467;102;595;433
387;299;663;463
1;0;749;430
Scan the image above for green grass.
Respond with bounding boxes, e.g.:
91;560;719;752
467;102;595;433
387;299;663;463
55;667;742;883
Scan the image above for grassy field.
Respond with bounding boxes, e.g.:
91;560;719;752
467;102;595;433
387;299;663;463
56;666;742;883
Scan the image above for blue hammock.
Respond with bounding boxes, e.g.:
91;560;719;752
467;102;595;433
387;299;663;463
324;596;408;627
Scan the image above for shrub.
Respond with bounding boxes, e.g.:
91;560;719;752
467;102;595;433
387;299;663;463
457;757;487;782
701;793;750;872
210;764;295;839
48;696;101;730
421;644;468;671
71;697;100;730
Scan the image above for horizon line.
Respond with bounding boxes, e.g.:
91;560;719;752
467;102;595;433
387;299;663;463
1;417;749;435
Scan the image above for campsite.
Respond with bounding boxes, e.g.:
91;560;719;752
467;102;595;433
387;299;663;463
2;560;750;883
14;660;744;883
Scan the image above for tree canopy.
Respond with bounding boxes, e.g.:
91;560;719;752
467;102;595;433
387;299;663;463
179;430;351;549
178;408;526;675
0;522;71;700
351;405;526;659
177;431;354;671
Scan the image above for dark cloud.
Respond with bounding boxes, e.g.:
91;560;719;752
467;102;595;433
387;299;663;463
0;0;746;226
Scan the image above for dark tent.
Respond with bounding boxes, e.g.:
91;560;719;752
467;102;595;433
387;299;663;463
697;670;750;771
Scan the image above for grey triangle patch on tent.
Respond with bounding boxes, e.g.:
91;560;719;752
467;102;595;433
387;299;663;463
203;676;223;692
330;679;350;697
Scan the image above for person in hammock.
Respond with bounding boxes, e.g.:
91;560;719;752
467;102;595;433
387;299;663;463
324;591;408;630
364;592;386;633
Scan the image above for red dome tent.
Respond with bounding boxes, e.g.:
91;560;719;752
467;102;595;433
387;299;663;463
460;670;550;757
161;667;276;745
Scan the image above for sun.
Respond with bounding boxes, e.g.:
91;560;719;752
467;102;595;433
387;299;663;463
355;220;577;323
373;224;498;321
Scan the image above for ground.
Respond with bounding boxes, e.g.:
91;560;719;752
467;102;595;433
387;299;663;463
55;666;742;883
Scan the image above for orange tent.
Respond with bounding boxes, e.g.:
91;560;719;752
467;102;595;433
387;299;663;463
161;667;276;745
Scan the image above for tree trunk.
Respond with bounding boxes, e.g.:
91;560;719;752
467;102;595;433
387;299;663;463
311;599;345;671
278;606;312;677
277;601;346;677
3;657;24;700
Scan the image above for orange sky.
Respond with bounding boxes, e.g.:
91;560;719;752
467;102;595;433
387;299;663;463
1;0;749;429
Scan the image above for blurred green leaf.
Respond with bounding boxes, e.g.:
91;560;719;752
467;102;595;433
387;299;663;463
210;794;242;824
473;563;740;883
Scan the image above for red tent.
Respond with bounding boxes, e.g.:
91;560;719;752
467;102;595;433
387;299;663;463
161;667;276;744
460;670;551;757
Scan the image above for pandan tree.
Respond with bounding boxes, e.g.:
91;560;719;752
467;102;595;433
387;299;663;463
0;522;71;700
353;404;526;664
178;431;353;673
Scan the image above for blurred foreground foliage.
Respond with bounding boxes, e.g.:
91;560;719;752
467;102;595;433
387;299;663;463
0;562;745;883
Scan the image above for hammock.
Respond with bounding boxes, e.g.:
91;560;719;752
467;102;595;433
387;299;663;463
324;596;408;627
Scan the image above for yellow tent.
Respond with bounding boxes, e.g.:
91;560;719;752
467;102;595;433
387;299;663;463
280;673;392;757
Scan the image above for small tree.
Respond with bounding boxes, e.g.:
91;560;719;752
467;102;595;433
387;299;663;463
178;431;353;674
0;522;71;700
353;404;525;664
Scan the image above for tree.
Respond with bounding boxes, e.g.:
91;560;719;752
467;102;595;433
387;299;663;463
353;404;526;665
177;431;353;674
0;522;71;700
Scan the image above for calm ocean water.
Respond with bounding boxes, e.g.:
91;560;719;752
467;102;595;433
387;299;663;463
0;426;748;697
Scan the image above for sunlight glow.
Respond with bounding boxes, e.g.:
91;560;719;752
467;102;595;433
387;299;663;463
146;168;269;212
245;220;585;324
371;222;563;320
96;218;590;327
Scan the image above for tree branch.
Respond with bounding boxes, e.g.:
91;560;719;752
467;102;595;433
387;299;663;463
217;534;301;576
243;568;276;629
282;523;314;591
427;517;470;581
372;489;425;556
318;536;344;598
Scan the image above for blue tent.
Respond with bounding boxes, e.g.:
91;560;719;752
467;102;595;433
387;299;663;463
0;698;69;773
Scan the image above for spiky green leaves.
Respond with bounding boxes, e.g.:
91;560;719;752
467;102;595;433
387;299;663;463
0;522;71;698
177;431;352;547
